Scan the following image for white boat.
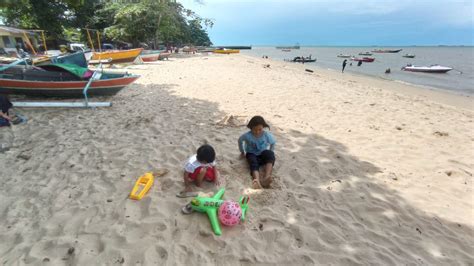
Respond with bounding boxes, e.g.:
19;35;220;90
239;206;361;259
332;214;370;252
401;64;452;73
337;54;351;58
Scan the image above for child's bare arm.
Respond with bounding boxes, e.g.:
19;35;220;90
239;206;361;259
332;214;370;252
0;111;11;121
183;171;192;184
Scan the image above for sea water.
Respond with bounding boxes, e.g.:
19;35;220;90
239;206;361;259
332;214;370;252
241;46;474;95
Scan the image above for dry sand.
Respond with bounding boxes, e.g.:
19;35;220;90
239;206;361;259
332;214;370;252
0;54;473;265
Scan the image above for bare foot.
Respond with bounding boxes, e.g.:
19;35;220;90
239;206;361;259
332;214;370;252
252;179;262;189
260;176;273;188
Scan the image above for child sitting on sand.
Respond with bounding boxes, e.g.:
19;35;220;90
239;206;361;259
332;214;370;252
178;144;220;197
238;116;276;189
0;95;13;127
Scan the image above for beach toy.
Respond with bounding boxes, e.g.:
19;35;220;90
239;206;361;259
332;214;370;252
189;188;250;235
218;201;242;226
129;172;154;200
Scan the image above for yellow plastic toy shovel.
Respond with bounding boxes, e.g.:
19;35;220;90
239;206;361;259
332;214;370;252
129;172;154;200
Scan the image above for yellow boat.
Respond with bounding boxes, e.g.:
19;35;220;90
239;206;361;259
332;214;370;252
213;48;240;54
91;48;143;63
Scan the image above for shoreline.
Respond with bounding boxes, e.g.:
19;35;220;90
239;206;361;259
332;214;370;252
243;46;473;98
243;53;473;110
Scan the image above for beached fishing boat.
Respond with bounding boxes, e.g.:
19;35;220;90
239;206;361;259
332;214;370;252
213;48;240;54
372;49;403;53
91;48;143;64
140;50;164;62
0;63;139;97
401;64;452;73
34;52;89;68
140;53;160;62
337;54;352;58
351;57;375;62
358;52;373;56
402;54;416;58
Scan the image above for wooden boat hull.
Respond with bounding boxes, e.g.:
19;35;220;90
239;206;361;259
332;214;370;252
158;52;171;60
140;53;160;62
0;75;139;97
91;48;143;63
351;57;375;62
402;67;452;73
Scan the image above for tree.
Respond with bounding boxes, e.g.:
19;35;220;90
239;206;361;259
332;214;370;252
0;0;213;49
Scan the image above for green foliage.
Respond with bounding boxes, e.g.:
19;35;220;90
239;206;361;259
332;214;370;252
0;0;213;48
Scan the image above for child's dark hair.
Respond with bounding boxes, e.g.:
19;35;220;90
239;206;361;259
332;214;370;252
196;144;216;163
247;115;270;129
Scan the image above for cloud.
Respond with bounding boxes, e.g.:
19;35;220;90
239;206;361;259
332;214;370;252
180;0;474;28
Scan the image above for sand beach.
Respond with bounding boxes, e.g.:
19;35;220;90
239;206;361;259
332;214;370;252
0;53;473;265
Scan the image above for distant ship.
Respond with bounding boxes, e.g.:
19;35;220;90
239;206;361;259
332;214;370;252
371;49;403;53
276;43;300;49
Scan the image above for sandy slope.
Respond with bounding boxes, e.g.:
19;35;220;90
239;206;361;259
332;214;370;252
0;54;472;265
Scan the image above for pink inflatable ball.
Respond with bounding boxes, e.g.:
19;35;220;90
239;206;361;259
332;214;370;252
218;200;242;226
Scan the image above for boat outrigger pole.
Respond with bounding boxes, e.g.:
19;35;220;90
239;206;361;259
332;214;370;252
84;28;103;52
85;28;95;52
96;30;101;52
29;30;48;54
22;32;36;55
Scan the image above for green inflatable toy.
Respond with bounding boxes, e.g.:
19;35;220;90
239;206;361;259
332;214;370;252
189;188;250;235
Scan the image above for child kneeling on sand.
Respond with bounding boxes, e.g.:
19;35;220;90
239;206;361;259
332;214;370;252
238;116;276;189
178;144;220;197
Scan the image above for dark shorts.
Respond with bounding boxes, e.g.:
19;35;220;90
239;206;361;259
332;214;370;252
246;150;275;172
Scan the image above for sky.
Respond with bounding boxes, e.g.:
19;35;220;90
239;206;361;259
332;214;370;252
180;0;474;46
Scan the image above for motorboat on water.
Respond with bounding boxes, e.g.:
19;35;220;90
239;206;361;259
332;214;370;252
358;52;372;56
402;54;416;58
350;57;375;62
337;54;351;58
285;56;316;63
401;64;452;73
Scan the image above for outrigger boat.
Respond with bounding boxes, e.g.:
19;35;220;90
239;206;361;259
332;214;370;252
358;52;373;56
0;60;139;97
402;54;416;58
91;48;143;64
401;64;452;73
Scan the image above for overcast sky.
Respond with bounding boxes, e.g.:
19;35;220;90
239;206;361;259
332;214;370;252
180;0;474;46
